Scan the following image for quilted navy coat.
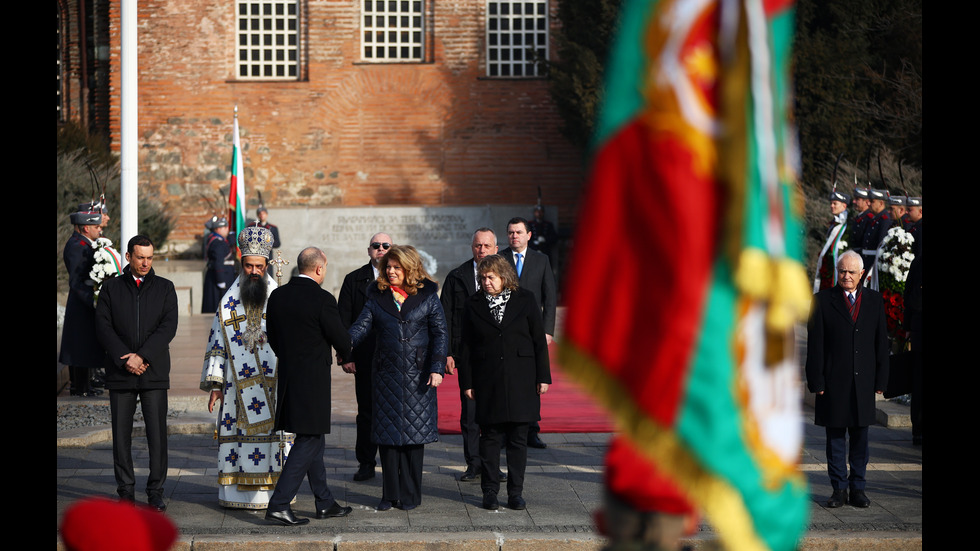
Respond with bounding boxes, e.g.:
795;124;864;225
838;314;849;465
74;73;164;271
348;280;448;446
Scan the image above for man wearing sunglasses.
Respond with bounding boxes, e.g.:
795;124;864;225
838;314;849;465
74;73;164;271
338;232;393;482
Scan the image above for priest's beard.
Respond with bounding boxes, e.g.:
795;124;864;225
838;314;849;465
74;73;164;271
240;272;268;310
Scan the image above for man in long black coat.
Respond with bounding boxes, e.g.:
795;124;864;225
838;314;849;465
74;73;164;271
805;250;889;509
338;231;392;482
264;247;354;526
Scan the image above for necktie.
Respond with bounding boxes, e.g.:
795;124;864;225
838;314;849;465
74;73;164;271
847;292;854;306
516;253;523;278
136;278;142;288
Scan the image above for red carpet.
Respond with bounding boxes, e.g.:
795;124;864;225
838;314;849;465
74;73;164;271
437;344;616;434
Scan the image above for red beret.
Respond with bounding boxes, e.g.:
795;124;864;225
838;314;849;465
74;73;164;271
60;497;177;551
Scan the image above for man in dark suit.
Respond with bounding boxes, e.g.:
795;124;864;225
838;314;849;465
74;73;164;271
338;231;392;482
265;247;354;526
95;235;179;512
500;217;556;449
442;228;501;481
61;208;107;397
805;250;889;509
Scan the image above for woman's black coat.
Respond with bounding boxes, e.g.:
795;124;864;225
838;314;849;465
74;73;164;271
457;287;552;426
348;280;448;446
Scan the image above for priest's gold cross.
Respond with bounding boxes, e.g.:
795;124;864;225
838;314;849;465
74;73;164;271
223;311;247;332
271;250;289;286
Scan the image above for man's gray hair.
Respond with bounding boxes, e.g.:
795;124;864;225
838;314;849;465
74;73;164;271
836;250;864;270
473;227;496;243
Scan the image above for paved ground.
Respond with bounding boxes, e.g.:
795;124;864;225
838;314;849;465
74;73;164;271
57;314;922;550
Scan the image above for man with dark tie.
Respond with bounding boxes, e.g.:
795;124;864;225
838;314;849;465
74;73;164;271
500;217;556;449
95;235;179;512
442;228;501;481
805;250;889;509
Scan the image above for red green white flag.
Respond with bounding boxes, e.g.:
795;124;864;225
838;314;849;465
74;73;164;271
559;1;811;550
229;108;246;256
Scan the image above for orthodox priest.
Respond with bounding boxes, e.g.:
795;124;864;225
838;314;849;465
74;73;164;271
200;225;293;509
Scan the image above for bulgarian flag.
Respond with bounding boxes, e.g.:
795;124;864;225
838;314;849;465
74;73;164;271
228;107;246;257
559;1;811;550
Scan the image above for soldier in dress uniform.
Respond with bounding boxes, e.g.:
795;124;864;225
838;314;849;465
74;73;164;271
906;196;922;256
61;207;108;397
813;191;850;292
888;195;910;231
848;187;874;253
254;205;281;260
202;216;236;313
860;189;891;288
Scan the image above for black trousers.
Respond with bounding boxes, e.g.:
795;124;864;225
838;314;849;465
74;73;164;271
825;425;870;491
379;444;425;507
480;422;528;498
354;367;378;468
109;388;168;499
459;389;481;471
269;433;337;512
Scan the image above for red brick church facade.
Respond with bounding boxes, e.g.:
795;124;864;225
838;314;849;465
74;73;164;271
59;0;585;254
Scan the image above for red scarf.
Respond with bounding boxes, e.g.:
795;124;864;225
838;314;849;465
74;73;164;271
391;286;409;311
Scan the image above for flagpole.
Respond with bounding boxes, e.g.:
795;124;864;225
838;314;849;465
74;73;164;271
119;0;138;261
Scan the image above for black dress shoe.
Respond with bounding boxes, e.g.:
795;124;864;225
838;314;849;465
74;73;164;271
849;489;871;508
148;494;166;512
527;434;547;449
826;489;847;508
266;508;310;526
376;500;393;511
499;470;507;481
507;495;526;510
316;502;353;519
482;491;499;510
459;468;479;482
353;464;376;481
397;502;417;511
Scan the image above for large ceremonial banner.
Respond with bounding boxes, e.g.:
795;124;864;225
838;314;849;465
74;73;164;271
228;108;246;257
559;1;811;550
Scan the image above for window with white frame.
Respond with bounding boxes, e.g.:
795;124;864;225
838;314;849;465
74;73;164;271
486;1;548;77
236;0;300;79
361;0;425;62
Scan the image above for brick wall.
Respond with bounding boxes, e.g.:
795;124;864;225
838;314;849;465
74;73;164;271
107;1;585;254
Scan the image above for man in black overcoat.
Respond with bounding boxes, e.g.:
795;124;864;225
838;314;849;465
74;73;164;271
338;231;392;482
500;217;556;449
265;247;354;526
805;250;889;509
95;235;179;511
